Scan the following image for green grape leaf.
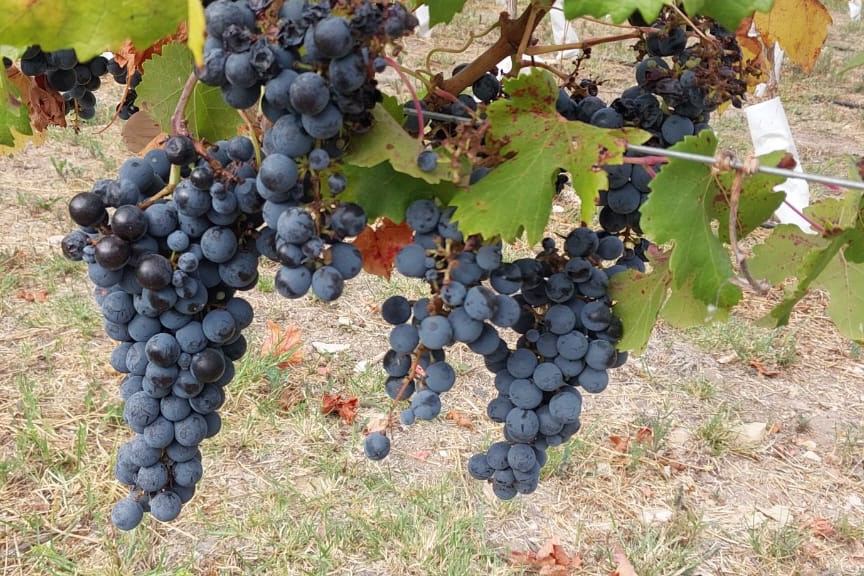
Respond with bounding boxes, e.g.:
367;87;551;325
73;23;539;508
0;0;186;62
137;43;243;143
751;202;864;341
817;246;864;342
609;253;671;353
340;162;456;223
683;0;775;30
563;0;774;31
413;0;468;27
760;231;851;329
750;223;823;284
805;190;862;230
0;65;33;151
380;94;406;124
563;0;668;25
345;105;450;183
714;150;787;244
660;276;730;328
449;69;648;244
640;131;742;309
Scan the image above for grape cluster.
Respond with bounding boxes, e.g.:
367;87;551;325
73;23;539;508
61;134;264;529
365;203;629;499
555;12;748;263
18;46;109;120
467;229;627;499
366;199;526;459
200;0;418;304
106;58;142;119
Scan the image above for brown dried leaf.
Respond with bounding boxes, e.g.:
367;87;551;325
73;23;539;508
352;218;413;280
277;386;303;412
321;394;359;425
610;546;639;576
121;108;166;154
6;66;66;131
16;289;49;303
635;427;653;446
510;536;580;574
411;450;431;461
609;434;630;453
749;359;780;378
445;409;474;430
260;320;303;369
803;517;835;539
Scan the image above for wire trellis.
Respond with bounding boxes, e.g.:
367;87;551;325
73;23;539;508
402;108;864;191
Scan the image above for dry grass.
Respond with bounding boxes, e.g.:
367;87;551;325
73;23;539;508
2;4;864;576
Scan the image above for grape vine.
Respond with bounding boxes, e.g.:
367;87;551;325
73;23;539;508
2;0;863;531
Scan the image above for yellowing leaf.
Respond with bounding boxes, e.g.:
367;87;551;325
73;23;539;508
753;0;833;73
188;0;206;66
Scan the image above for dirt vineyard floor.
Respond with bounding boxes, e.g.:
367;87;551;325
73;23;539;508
1;3;863;575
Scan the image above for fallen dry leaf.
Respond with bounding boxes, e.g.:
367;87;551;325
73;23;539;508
364;415;392;435
635;427;653;446
609;434;630;453
445;409;474;430
260;320;304;369
411;450;431;461
321;394;359;424
277;386;303;412
16;289;49;303
352;218;413;280
510;535;581;574
610;546;639;576
749;359;780;377
803;516;835;539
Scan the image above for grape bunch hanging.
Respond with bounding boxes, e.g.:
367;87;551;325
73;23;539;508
58;0;417;529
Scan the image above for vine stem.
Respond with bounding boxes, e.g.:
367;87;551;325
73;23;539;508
383;55;425;143
438;4;549;101
523;59;571;81
171;72;199;137
727;166;771;294
513;3;539;72
524;31;642;57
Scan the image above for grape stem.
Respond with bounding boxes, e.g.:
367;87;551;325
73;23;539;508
387;344;427;429
524;31;642;57
726;165;771;295
779;199;827;234
668;3;713;44
171;72;198;137
383;55;425;143
513;3;540;72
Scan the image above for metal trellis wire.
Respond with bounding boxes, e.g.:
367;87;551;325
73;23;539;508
402;108;864;191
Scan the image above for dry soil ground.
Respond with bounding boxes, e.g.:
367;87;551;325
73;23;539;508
0;2;863;575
